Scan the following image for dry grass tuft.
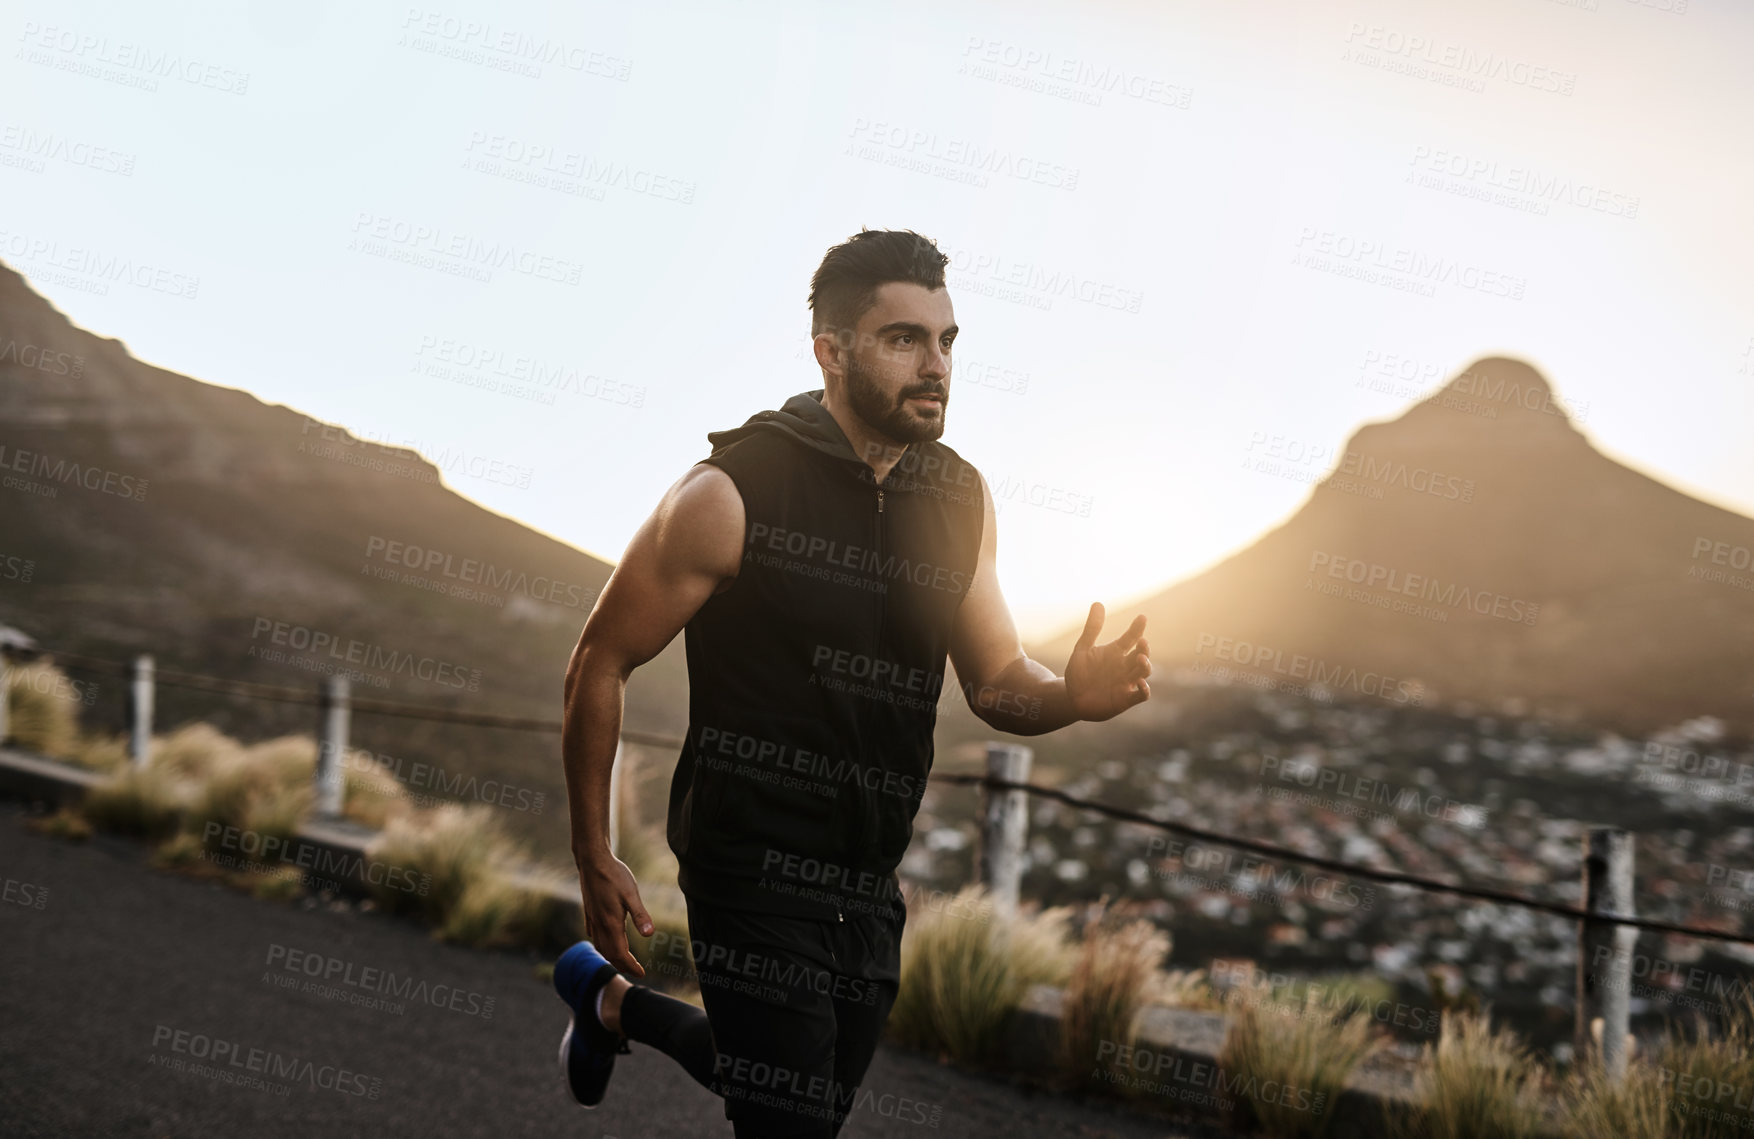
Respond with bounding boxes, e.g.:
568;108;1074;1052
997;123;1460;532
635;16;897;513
440;873;568;949
1650;989;1754;1138
1219;983;1385;1138
27;808;92;841
151;831;209;870
888;887;1075;1065
83;762;186;840
4;661;85;757
1561;1056;1671;1139
68;733;129;773
190;738;313;852
248;865;308;903
1389;1012;1548;1139
340;751;407;829
1061;907;1173;1087
366;803;511;924
148;723;240;782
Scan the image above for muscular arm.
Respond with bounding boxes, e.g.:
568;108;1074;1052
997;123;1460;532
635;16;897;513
947;472;1151;736
562;462;743;973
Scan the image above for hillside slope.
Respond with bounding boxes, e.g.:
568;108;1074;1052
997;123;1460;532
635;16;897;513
0;263;688;854
1034;358;1754;734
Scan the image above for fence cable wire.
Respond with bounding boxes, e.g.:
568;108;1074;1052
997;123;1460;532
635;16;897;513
24;646;1754;947
932;773;1754;947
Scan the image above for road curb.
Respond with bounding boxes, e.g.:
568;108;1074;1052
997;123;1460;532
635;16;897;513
1003;984;1418;1138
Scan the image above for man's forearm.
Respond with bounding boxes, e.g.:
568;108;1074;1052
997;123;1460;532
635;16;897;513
561;646;626;864
966;656;1078;736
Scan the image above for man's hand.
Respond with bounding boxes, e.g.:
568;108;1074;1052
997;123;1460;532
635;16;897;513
1065;601;1151;721
576;852;655;977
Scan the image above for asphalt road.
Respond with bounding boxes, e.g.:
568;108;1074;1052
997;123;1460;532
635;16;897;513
0;801;1201;1138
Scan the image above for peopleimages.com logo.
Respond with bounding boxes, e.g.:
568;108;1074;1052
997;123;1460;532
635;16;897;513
262;943;496;1019
1191;634;1425;705
338;745;546;814
150;1025;381;1099
362;535;597;611
0;441;148;501
202;822;431;896
2;876;49;910
248;616;482;691
0;333;84;376
1307;551;1540;626
746;522;971;596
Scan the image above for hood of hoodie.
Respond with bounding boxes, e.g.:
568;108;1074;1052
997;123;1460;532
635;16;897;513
705;389;870;472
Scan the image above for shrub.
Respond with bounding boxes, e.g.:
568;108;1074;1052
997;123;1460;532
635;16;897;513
1389;1012;1548;1139
1267;972;1399;1018
4;661;83;757
49;717;569;953
83;762;185;840
1562;990;1754;1138
1218;984;1384;1138
888;887;1075;1065
1155;967;1217;1011
1061;908;1173;1088
68;733;129;773
152;831;209;870
148;722;241;782
1561;1057;1671;1139
238;736;317;787
1654;989;1754;1138
366;804;511;924
169;733;410;833
190;739;312;853
339;751;406;829
249;866;307;904
440;873;569;949
26;808;92;841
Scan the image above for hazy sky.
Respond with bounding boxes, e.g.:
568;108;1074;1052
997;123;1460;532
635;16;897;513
5;0;1750;637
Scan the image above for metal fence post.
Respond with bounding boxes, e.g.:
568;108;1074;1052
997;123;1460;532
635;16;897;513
979;742;1033;916
1576;827;1636;1078
315;675;350;819
128;655;155;765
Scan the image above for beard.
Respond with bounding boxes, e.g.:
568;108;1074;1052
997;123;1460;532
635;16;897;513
844;353;948;445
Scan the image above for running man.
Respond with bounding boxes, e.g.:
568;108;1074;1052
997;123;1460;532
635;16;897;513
555;228;1153;1136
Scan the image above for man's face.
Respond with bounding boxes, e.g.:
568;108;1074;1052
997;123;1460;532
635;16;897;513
832;282;956;445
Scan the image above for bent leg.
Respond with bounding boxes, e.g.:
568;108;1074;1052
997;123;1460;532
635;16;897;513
618;984;718;1090
687;898;841;1139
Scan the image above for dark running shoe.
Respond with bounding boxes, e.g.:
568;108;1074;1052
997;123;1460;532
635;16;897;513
554;940;630;1108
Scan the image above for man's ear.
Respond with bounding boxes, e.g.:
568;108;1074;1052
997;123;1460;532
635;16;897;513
817;329;860;384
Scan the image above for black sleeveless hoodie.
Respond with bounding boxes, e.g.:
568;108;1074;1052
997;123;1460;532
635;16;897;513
666;389;985;920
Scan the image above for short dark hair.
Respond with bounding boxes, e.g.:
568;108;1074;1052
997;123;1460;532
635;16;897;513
808;228;949;340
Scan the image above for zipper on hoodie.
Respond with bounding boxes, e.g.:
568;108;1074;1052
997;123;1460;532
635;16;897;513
852;475;888;865
872;478;887;654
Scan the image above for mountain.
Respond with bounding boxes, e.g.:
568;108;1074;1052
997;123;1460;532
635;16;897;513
1033;357;1754;735
8;250;1749;846
0;262;688;856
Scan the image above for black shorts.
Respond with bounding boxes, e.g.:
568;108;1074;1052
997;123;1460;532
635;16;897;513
686;895;905;1138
